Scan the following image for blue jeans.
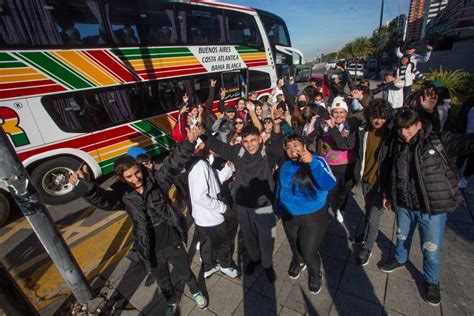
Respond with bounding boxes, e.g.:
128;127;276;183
394;207;447;284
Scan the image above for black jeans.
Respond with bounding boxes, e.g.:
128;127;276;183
282;209;329;277
327;163;355;213
196;222;234;271
151;243;199;304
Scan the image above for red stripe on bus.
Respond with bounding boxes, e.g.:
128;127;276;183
245;60;268;67
17;125;134;161
191;0;255;12
0;85;66;99
140;68;207;80
80;130;142;152
85;50;138;82
0;79;58;90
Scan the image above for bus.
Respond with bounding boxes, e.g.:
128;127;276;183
0;0;300;218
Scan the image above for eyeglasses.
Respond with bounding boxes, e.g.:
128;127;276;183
285;143;303;151
235;121;244;125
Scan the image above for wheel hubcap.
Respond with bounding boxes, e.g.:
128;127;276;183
41;167;75;196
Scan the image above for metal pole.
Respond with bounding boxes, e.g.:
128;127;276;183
0;130;93;305
379;0;385;30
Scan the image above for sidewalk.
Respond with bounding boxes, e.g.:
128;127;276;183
70;181;474;315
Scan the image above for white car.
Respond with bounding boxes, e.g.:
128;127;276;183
348;64;367;78
325;60;337;69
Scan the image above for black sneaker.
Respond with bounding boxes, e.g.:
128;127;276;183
380;259;405;273
424;282;441;306
264;266;277;283
309;273;322;294
245;260;260;275
357;249;372;266
350;233;365;245
288;262;307;279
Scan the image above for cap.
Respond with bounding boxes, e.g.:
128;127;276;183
329;97;348;113
225;106;236;113
127;146;147;159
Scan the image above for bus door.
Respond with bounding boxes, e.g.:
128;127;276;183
293;64;313;83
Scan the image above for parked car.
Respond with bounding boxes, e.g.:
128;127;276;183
347;64;367;78
367;59;377;71
325;60;337;69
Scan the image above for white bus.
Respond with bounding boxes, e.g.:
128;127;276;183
0;0;301;223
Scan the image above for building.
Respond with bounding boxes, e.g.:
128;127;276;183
406;0;428;41
422;0;449;38
424;0;474;38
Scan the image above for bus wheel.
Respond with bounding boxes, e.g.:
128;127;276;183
31;157;85;205
0;192;11;227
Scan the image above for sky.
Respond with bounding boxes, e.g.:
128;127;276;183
230;0;411;58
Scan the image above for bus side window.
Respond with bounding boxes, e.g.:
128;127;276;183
138;1;178;45
249;70;271;93
108;0;141;46
176;6;224;45
48;0;105;47
225;11;262;48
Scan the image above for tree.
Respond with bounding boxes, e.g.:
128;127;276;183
352;36;374;59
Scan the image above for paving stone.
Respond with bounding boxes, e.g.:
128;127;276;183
443;237;474;268
175;294;199;316
110;264;148;300
383;308;404;315
107;257;140;285
283;283;335;315
339;262;387;305
384;276;441;315
279;306;303;315
126;276;166;314
378;209;396;229
233;290;281;315
251;263;295;306
440;261;474;299
320;235;353;261
440;290;473;316
381;252;424;283
329;290;382;316
206;276;245;315
113;309;142;316
320;256;346;288
188;306;217;316
327;218;361;239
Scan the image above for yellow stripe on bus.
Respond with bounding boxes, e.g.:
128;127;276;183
129;57;200;68
240;53;267;58
0;73;46;83
51;51;120;86
149;115;176;132
0;67;39;76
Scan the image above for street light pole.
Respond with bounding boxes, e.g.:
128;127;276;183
379;0;385;30
0;130;93;305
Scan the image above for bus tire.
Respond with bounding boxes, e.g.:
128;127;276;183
31;157;85;205
0;192;10;227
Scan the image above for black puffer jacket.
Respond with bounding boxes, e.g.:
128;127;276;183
77;141;195;269
387;122;474;214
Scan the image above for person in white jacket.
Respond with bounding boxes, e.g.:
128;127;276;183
371;72;405;111
188;147;240;279
395;43;433;66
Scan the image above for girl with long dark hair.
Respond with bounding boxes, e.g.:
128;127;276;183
276;134;336;294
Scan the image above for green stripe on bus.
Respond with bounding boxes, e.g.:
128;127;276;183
143;143;168;156
0;61;26;68
0;53;17;62
131;121;174;149
15;52;94;89
10;133;29;147
110;47;191;56
235;46;261;53
115;52;194;61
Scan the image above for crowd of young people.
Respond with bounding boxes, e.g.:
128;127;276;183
69;44;474;314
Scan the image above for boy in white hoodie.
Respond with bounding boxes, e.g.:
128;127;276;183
188;144;240;279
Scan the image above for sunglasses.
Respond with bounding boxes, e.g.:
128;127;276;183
235;121;244;125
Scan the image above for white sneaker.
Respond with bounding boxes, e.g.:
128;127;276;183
196;241;200;250
336;209;344;223
203;265;220;279
459;177;468;189
220;264;241;278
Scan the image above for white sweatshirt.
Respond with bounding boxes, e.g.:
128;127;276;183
188;158;234;227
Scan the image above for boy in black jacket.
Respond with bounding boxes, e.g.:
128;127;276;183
380;109;474;306
195;113;284;283
69;131;207;314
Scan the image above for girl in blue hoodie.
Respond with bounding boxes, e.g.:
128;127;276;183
276;134;336;294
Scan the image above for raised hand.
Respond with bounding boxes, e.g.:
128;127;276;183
298;145;313;164
210;79;217;87
182;93;189;104
324;116;335;129
68;164;89;186
245;100;255;112
426;44;433;51
180;104;189;115
220;88;226;100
